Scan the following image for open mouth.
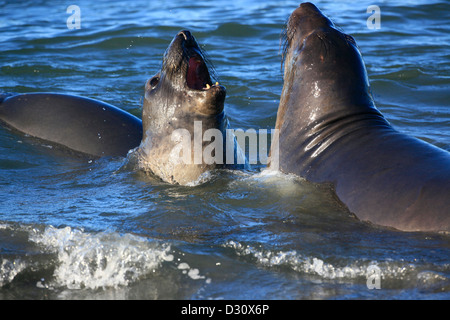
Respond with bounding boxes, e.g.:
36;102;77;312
186;51;220;91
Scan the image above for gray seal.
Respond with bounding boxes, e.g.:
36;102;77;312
269;3;450;232
133;30;244;185
0;92;142;157
0;30;244;185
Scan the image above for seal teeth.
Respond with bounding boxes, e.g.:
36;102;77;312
203;82;219;90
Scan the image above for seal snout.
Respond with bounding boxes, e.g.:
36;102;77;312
178;30;194;42
281;2;336;64
296;2;325;16
175;30;222;92
289;2;334;35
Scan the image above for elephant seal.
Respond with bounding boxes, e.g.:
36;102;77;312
269;3;450;232
1;30;243;184
0;92;142;157
133;30;245;185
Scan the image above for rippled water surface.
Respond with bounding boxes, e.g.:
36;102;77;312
0;0;449;299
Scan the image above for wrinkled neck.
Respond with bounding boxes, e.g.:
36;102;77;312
141;109;227;145
272;49;390;169
277;46;379;128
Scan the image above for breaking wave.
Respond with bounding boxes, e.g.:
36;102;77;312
223;240;450;290
28;226;174;290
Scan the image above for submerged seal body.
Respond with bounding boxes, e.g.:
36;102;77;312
269;3;450;232
0;92;142;157
135;30;243;185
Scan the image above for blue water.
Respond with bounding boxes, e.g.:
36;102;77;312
0;0;449;299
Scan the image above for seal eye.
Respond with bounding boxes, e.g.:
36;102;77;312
149;76;159;89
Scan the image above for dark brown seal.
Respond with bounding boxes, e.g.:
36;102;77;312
269;3;450;232
0;92;142;157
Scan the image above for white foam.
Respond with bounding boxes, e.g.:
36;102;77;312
187;268;205;280
231;168;306;192
177;262;207;280
177;262;190;270
0;259;27;287
185;171;213;187
29;226;173;290
224;241;384;280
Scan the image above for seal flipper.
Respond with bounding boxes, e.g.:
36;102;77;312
0;93;143;158
0;92;17;104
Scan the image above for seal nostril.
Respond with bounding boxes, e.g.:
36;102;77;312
178;30;191;41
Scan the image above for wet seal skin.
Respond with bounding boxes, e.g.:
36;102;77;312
133;30;245;185
269;3;450;232
0;92;142;157
0;31;245;185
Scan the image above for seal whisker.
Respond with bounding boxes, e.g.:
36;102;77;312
280;17;293;74
198;45;219;83
316;32;330;58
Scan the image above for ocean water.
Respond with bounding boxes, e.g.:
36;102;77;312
0;0;449;300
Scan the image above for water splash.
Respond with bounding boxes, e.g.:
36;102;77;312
29;226;173;290
0;259;28;288
223;240;450;290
